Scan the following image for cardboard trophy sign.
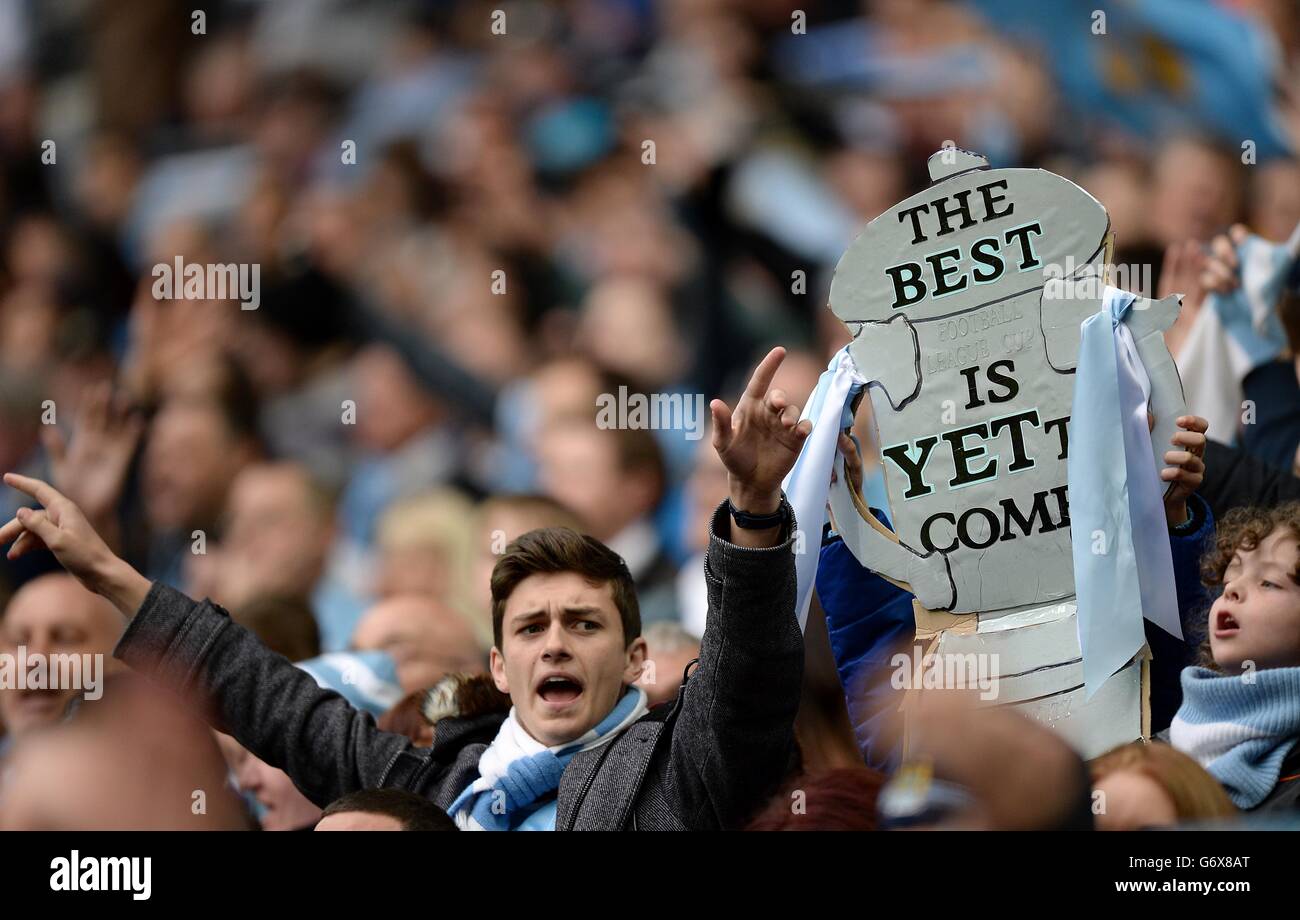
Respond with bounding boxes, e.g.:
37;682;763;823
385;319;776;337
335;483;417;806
828;148;1186;757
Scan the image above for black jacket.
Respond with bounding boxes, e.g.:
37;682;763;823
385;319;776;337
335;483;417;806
1202;439;1300;519
113;500;804;830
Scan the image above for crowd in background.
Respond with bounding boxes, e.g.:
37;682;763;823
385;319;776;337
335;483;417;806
0;0;1298;830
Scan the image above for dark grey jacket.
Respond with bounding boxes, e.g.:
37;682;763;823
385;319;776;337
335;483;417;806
113;500;803;830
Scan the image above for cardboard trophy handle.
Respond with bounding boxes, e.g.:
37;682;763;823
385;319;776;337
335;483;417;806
826;454;957;611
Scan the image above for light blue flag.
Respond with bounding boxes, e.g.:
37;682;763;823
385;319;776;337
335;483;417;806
1207;229;1297;368
965;0;1292;160
1070;287;1183;699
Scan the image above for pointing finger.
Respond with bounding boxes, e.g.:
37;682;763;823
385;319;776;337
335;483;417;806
743;347;786;401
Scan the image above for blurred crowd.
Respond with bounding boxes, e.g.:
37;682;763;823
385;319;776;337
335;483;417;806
0;0;1298;831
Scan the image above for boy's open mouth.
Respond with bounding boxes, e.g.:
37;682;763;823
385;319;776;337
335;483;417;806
1214;610;1241;639
536;674;584;705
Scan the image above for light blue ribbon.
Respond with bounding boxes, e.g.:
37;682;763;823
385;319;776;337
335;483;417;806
1070;286;1183;699
782;346;889;630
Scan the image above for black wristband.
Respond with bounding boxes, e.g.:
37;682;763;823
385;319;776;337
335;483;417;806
727;497;788;530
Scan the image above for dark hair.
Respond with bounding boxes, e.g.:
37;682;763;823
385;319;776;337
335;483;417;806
1195;502;1300;668
746;768;885;831
490;527;640;650
1202;503;1300;588
320;789;457;831
232;594;321;662
253;260;353;351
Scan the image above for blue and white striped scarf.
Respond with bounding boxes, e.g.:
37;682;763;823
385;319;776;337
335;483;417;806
448;686;648;831
1170;666;1300;809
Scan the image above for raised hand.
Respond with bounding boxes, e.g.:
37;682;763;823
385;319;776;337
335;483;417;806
1199;225;1249;295
1157;239;1207;358
0;472;151;617
1157;239;1208;307
43;382;144;533
709;347;811;544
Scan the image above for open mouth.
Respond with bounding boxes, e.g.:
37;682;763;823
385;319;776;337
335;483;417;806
536;674;584;706
1214;610;1241;639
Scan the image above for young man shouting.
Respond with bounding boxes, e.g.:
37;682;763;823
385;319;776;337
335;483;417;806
1;348;811;830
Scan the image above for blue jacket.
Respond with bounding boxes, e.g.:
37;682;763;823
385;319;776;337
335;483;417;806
817;494;1215;772
815;508;916;774
1151;493;1216;732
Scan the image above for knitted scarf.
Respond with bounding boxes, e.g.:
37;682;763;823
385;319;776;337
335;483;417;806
447;686;648;831
1169;666;1300;809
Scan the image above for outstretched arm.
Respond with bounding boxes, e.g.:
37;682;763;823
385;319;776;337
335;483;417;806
0;472;415;807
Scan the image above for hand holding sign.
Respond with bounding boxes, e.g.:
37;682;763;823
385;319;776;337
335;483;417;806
835;431;864;496
1160;415;1208;527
